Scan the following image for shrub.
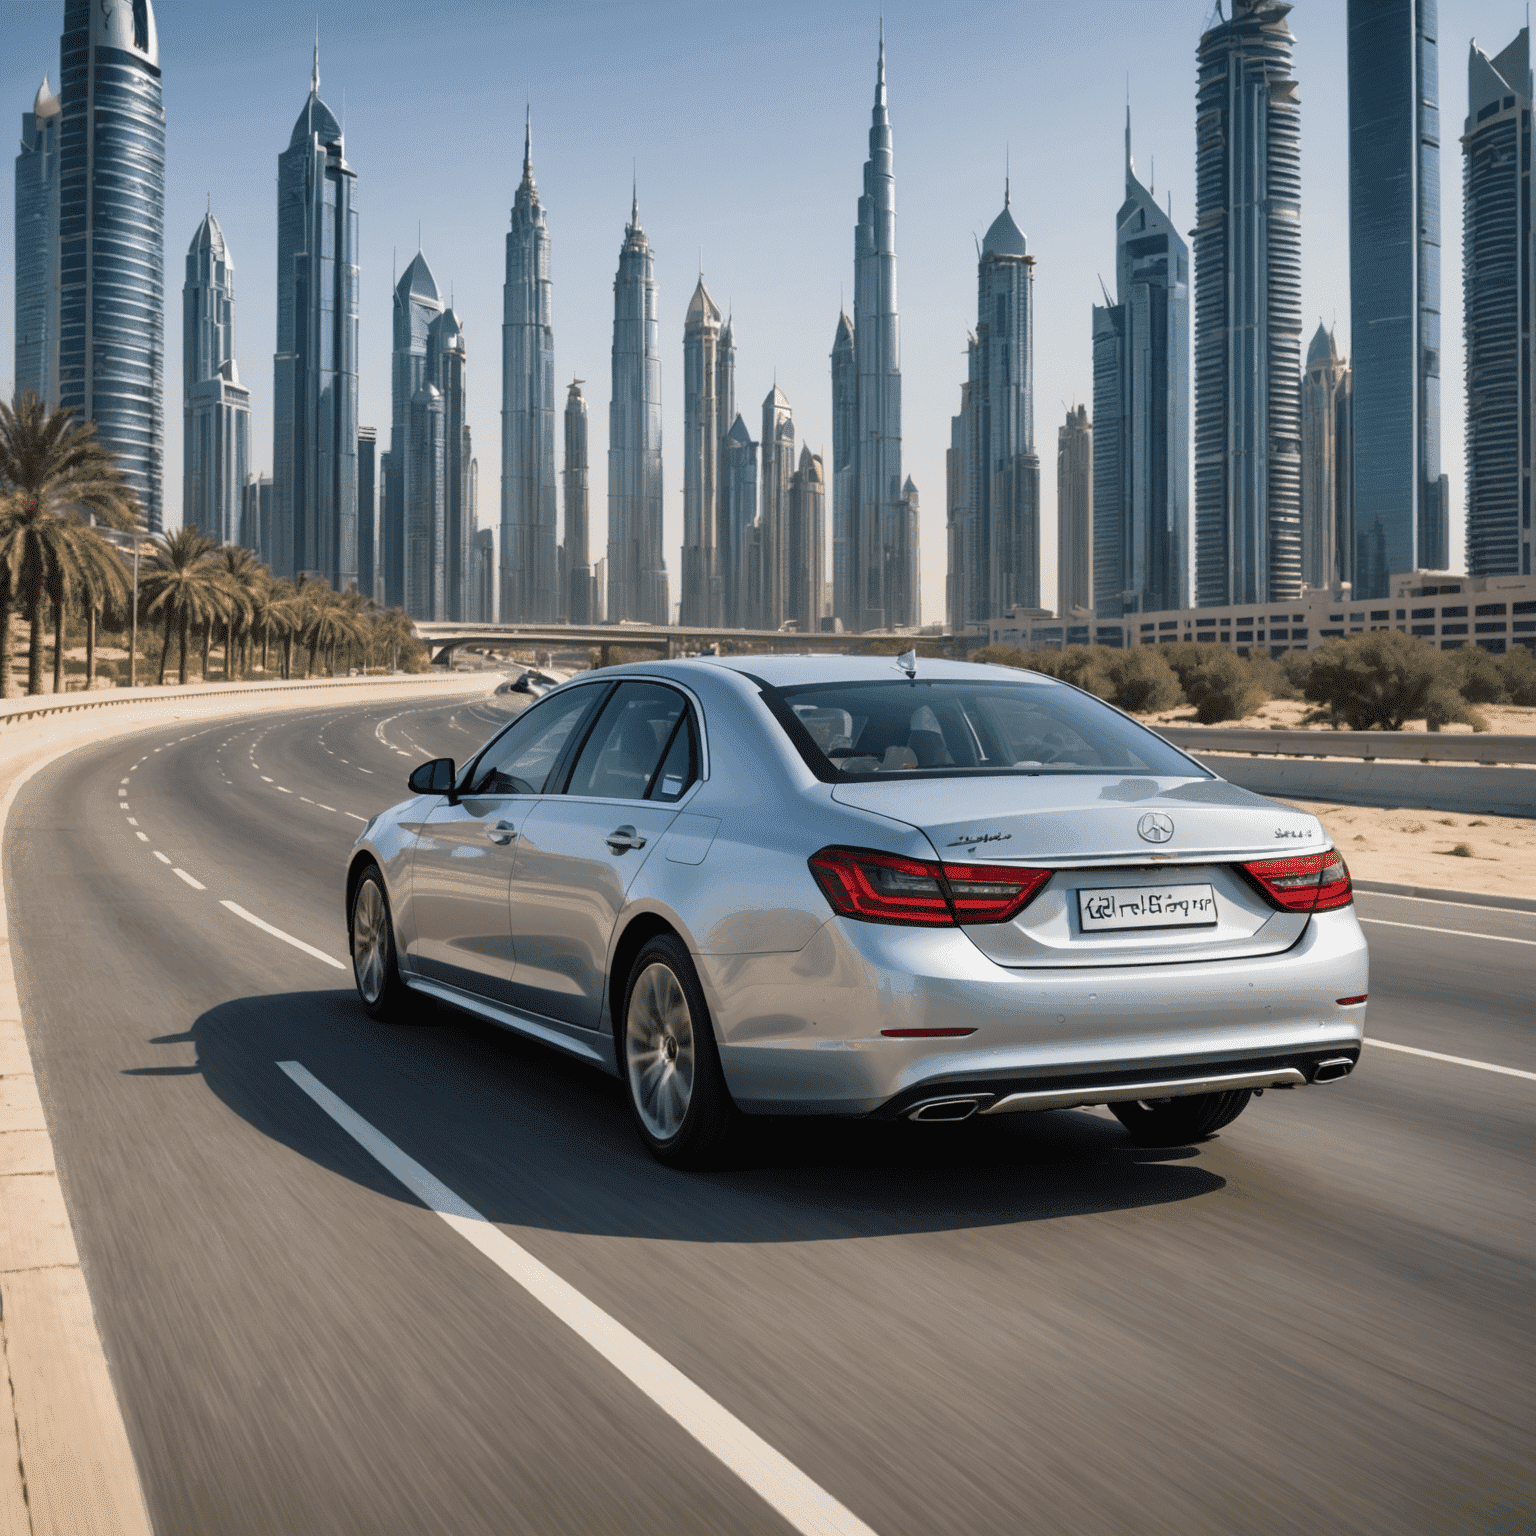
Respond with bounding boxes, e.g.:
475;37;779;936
1244;651;1296;700
1446;645;1507;704
969;645;1031;669
1157;642;1206;693
1181;648;1266;723
1497;646;1536;706
1102;647;1181;713
1302;631;1457;730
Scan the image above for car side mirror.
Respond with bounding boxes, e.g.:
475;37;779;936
408;757;457;798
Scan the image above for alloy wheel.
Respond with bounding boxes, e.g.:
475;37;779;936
625;961;696;1142
352;879;388;1005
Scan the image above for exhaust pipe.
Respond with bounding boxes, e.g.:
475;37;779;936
908;1097;983;1123
1312;1057;1355;1084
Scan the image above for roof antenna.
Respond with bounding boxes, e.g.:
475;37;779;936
1098;273;1114;306
1005;144;1010;207
895;647;916;679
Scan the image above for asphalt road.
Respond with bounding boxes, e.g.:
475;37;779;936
8;689;1532;1535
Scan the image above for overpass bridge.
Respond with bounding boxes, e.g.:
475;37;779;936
412;622;966;666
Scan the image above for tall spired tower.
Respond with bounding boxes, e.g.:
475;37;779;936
608;193;667;623
846;28;911;631
681;275;722;625
273;40;359;585
501;111;558;622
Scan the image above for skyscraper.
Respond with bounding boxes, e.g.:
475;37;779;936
1463;29;1534;579
761;386;795;629
358;425;379;601
58;0;165;528
430;307;472;620
1091;113;1189;620
273;43;359;586
945;186;1040;628
1349;0;1448;593
1058;405;1092;617
607;195;667;623
403;380;445;619
844;31;912;631
681;277;723;625
383;252;441;608
786;446;826;633
720;414;758;628
564;379;592;623
14;74;61;410
829;312;857;628
1301;324;1354;590
182;212;249;546
501;111;559;622
1193;0;1302;607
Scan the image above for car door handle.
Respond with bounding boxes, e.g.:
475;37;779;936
486;820;516;845
605;824;647;853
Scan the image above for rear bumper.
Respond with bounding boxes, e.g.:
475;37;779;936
703;906;1368;1115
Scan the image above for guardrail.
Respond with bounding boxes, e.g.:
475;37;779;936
0;670;489;729
1158;727;1536;766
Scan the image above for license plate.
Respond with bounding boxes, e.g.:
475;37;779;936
1077;883;1218;931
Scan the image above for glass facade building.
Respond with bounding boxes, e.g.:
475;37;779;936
680;278;723;626
1193;0;1302;609
1463;28;1534;578
1347;0;1448;596
272;48;359;588
14;75;62;410
1093;113;1190;620
58;0;165;529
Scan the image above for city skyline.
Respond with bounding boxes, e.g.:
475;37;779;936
3;0;1520;619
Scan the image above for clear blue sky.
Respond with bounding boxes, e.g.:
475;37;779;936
3;0;1528;619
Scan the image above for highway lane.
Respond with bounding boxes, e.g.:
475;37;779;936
7;691;1533;1535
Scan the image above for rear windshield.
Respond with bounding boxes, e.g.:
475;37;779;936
762;678;1206;781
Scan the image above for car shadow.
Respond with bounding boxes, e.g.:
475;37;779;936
152;988;1225;1242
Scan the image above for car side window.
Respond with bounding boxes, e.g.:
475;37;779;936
648;715;697;802
467;685;606;796
564;683;688;801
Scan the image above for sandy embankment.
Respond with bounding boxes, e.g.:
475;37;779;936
1128;701;1536;900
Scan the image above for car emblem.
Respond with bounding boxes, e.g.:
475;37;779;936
1137;812;1174;844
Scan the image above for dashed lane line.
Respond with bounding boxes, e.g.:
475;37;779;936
221;903;346;970
1358;917;1536;947
276;1062;880;1536
152;851;170;865
173;869;206;891
1366;1038;1536;1082
135;832;148;842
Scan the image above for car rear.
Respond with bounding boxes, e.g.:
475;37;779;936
710;661;1368;1120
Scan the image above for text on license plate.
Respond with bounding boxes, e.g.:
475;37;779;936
1077;883;1218;931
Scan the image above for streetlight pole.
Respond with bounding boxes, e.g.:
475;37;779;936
129;536;141;688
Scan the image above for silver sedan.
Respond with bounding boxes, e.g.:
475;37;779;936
345;657;1369;1166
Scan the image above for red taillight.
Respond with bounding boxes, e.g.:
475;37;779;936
1240;849;1353;913
942;861;1052;923
808;847;1050;927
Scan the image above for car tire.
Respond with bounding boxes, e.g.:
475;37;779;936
1110;1089;1252;1147
620;934;736;1168
350;867;416;1024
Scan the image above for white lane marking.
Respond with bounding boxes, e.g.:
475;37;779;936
276;1063;879;1536
1363;889;1536;915
358;767;373;774
261;775;273;783
343;812;367;822
117;788;127;797
317;804;336;813
1366;1038;1536;1082
119;803;130;812
173;869;206;891
278;786;292;794
126;818;137;826
1359;917;1536;947
300;797;314;804
220;902;346;970
120;778;129;786
135;832;148;842
153;851;171;865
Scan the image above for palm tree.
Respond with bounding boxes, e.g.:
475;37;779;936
0;393;138;695
215;545;262;679
76;537;130;689
374;608;415;674
138;528;226;685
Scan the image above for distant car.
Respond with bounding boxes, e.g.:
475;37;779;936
495;668;562;699
345;657;1368;1167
